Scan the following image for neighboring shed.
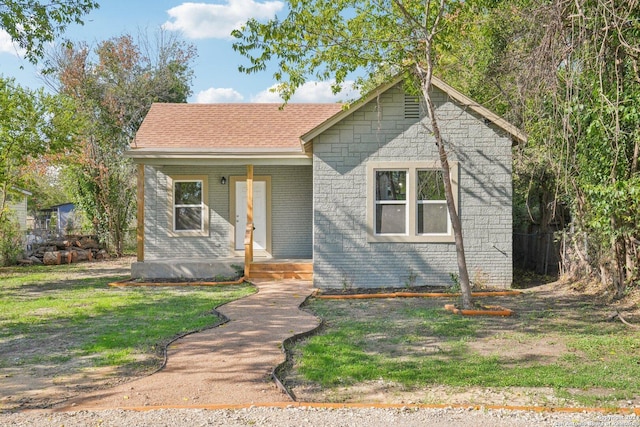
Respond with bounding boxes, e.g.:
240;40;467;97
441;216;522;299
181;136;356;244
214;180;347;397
39;203;76;236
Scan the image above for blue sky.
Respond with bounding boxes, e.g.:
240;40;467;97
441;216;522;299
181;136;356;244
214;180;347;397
0;0;358;103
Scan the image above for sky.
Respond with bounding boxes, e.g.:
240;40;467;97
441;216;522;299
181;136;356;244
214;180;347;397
0;0;359;103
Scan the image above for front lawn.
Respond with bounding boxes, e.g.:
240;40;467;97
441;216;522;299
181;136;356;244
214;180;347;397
288;289;640;407
0;262;255;374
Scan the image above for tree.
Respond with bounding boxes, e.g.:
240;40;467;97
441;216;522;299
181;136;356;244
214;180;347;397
233;0;480;307
0;76;81;262
455;0;640;297
0;0;99;63
47;31;196;255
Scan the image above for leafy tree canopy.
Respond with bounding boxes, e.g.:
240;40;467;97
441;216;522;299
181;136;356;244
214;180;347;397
0;0;99;63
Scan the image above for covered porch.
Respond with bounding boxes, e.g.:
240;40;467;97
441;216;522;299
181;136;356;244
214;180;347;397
132;163;314;281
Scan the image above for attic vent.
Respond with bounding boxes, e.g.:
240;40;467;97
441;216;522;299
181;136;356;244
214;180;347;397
404;94;421;119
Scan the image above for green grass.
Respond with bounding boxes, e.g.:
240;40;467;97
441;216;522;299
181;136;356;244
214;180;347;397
0;263;255;371
295;299;640;406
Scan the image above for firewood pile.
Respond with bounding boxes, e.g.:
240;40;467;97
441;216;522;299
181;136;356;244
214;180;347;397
19;235;109;266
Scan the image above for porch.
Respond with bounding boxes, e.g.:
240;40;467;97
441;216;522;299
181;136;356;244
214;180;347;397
130;257;313;281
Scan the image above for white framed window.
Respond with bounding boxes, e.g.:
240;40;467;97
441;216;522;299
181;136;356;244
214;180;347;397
167;175;209;236
375;170;408;235
417;169;450;235
367;161;458;243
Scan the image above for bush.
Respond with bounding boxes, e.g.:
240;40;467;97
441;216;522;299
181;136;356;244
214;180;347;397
0;216;24;266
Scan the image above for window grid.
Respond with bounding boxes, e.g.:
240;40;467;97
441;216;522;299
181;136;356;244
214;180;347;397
173;180;204;232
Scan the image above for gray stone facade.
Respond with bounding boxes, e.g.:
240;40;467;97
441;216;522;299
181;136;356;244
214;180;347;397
312;84;513;289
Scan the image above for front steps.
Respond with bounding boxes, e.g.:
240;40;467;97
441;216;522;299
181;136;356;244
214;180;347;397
247;260;313;280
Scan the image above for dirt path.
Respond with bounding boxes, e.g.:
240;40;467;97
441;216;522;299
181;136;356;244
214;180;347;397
58;279;320;410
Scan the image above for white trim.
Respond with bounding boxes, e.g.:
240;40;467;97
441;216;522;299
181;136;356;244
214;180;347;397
167;175;210;237
367;161;458;243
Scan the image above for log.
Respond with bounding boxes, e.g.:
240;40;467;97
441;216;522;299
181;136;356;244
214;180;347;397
29;256;43;264
74;249;92;262
79;237;100;249
43;251;61;265
59;250;73;264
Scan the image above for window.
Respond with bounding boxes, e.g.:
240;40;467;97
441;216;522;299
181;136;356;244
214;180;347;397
367;161;458;243
417;170;449;235
168;175;209;236
174;180;203;231
375;170;407;234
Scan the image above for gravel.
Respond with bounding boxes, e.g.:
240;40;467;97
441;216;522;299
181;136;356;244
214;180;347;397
1;406;638;427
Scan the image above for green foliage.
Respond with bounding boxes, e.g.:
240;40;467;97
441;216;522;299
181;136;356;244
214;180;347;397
0;211;23;266
0;0;98;64
0;76;81;223
233;0;470;101
48;30;196;254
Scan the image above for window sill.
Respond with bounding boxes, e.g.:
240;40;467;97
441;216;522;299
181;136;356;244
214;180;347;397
367;234;456;243
168;230;209;238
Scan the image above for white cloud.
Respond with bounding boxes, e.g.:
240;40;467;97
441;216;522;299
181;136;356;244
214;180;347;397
252;80;359;103
163;0;284;39
195;87;245;103
0;29;25;57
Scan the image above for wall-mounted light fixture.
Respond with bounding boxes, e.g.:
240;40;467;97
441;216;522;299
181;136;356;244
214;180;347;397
220;176;227;185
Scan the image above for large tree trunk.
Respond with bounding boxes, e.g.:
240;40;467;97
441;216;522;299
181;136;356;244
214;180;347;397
420;81;473;310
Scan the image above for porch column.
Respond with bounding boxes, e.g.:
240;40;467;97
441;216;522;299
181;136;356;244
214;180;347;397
136;163;144;262
244;164;254;276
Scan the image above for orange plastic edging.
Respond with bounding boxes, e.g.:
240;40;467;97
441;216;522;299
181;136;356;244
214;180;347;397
444;303;513;316
108;277;247;287
316;290;521;300
56;401;640;416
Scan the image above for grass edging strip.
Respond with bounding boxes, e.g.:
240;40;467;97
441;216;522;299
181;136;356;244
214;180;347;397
108;277;247;287
444;303;514;317
315;290;521;300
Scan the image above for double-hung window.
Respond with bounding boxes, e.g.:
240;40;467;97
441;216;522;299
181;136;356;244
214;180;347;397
168;175;209;236
367;161;457;243
417;170;449;235
375;170;407;234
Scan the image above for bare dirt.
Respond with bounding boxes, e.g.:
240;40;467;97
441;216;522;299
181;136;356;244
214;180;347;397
287;279;640;408
2;260;639;412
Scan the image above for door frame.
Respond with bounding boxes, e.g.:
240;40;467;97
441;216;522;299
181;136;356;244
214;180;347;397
229;175;272;257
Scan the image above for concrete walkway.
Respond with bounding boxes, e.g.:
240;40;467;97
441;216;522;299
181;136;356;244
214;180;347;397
61;280;320;410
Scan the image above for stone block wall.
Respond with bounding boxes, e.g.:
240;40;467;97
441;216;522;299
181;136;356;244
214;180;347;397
312;84;513;289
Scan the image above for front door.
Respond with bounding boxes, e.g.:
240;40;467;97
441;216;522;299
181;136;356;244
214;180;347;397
235;180;267;252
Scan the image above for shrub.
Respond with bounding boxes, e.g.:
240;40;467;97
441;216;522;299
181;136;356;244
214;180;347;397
0;215;24;266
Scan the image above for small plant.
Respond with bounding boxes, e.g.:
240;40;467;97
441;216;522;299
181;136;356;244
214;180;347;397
231;264;244;277
471;269;489;290
403;268;418;288
341;274;354;293
448;272;461;293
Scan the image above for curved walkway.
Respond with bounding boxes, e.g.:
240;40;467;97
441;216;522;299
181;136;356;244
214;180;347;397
60;279;319;410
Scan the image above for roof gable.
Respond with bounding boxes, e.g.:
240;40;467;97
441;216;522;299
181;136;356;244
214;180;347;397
302;75;526;145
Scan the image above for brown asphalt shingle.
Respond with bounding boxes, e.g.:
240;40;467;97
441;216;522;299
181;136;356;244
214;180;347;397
132;103;344;151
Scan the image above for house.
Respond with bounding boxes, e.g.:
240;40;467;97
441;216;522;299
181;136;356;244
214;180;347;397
3;188;32;231
128;76;526;289
38;203;76;236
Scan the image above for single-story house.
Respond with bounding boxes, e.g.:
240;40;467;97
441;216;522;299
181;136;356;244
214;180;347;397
128;76;526;289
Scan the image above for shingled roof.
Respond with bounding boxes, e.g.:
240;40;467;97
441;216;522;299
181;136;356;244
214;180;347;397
131;103;344;153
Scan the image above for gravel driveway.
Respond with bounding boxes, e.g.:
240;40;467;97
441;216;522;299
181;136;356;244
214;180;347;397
2;406;639;426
